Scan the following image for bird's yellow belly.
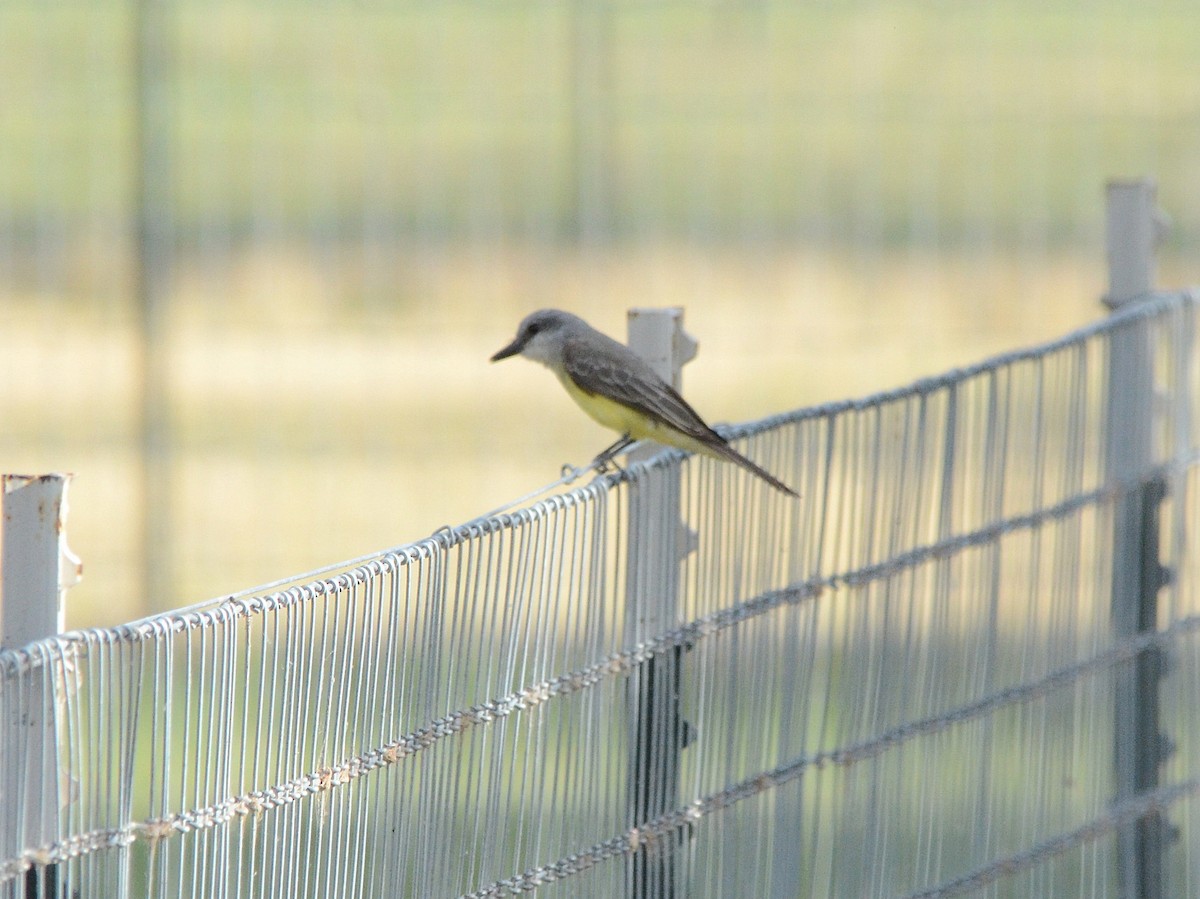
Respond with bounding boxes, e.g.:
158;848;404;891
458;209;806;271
558;373;713;456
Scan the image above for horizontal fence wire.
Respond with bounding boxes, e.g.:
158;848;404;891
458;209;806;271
2;289;1199;898
463;616;1200;899
8;476;1195;883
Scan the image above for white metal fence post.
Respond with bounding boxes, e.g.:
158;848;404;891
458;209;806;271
624;308;697;899
1104;178;1173;899
1;473;80;898
1;474;79;648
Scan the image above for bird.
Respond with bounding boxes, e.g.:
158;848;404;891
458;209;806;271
490;309;797;497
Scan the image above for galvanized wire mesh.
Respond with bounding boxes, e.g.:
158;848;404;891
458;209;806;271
3;290;1200;897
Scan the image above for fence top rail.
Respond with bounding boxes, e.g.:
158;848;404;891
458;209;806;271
736;286;1195;436
4;431;1197;685
0;287;1194;675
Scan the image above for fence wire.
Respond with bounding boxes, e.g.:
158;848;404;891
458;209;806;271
3;290;1200;897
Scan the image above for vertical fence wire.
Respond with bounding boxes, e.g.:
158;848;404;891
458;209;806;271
2;292;1200;898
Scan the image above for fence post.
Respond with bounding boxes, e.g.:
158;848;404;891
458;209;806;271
1103;178;1173;899
1;473;81;898
134;0;175;609
1;474;80;648
567;2;613;245
624;308;697;899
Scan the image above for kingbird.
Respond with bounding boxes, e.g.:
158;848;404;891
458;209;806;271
491;309;797;497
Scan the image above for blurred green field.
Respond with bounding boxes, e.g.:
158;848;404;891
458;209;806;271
2;0;1198;626
2;1;1198;242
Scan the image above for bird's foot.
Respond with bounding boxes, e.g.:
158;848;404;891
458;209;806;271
594;456;625;475
591;434;634;473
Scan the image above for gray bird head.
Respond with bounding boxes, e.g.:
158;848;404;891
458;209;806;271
490;309;586;368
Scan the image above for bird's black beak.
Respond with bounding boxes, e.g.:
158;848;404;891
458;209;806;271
490;337;523;362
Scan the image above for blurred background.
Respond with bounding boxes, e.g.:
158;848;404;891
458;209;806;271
2;1;1197;627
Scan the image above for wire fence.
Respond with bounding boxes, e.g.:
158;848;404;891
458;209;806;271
3;288;1198;897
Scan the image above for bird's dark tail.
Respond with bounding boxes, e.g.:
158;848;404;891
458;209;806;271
706;439;798;498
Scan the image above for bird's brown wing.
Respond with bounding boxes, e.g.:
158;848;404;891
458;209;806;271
562;332;798;497
561;335;721;443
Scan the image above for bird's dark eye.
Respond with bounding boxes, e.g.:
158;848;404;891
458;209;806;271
526;323;541;336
